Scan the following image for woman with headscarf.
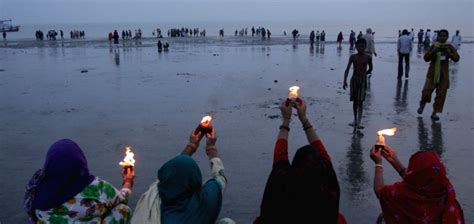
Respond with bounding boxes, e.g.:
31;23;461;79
370;145;465;223
131;127;228;224
24;139;135;223
254;97;347;224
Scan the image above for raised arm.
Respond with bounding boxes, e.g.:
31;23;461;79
381;144;406;178
273;99;292;164
370;146;384;198
205;128;227;192
181;130;204;156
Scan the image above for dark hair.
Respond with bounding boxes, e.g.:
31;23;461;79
402;29;409;35
356;38;367;45
438;29;449;37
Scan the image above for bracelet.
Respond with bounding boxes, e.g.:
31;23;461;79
375;164;383;169
187;143;198;150
206;145;217;151
303;125;313;131
279;125;290;131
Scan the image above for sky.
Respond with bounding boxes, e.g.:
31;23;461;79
1;0;473;32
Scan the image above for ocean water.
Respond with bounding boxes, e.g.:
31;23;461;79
4;21;474;42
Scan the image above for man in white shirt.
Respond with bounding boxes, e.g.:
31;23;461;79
398;29;413;78
451;30;462;50
363;28;377;57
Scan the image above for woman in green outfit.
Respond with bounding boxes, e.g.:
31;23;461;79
24;139;135;223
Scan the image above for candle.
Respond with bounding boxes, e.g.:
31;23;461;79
119;146;135;172
288;86;300;100
195;115;213;134
375;128;397;152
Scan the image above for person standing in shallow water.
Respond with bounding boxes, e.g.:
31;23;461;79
343;39;373;131
337;32;344;48
254;97;347;224
417;29;459;121
2;31;6;40
397;29;413;78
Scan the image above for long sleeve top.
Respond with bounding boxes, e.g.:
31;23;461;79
398;35;413;54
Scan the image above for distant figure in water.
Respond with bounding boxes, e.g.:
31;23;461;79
343;38;373;131
292;29;298;40
108;32;113;43
113;30;120;52
370;147;465;223
451;30;462;51
163;42;169;51
267;29;271;39
2;31;6;40
309;30;315;47
362;28;377;57
337;32;344;48
349;30;356;49
23;139;135;223
357;31;363;40
417;29;459;121
320;30;326;47
157;40;163;52
60;30;63;39
417;29;424;46
253;97;347;224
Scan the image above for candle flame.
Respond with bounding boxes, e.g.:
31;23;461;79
200;115;212;127
119;146;135;167
288;86;300;99
377;128;397;136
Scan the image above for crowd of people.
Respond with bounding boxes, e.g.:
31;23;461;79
168;27;206;37
70;30;85;39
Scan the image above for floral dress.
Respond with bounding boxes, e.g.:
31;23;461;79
35;177;132;224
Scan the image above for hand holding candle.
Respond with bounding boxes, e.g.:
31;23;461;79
375;128;397;152
287;86;302;107
119;146;135;175
195;115;213;135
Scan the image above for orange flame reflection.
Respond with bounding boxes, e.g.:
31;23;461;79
119;146;135;167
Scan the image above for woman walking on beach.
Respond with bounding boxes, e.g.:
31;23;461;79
254;97;347;224
417;29;459;121
24;139;134;223
131;128;228;224
370;146;465;223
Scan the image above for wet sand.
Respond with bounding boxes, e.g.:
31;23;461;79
0;37;473;223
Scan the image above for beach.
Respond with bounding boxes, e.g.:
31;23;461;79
0;37;473;223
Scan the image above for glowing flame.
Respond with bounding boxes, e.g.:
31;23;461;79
200;115;212;127
288;86;300;100
119;146;135;167
377;128;397;136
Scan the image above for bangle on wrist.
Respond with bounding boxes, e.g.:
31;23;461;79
303;125;313;131
279;125;290;132
187;143;198;150
375;164;383;169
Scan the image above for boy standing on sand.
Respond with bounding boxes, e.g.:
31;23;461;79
343;39;373;132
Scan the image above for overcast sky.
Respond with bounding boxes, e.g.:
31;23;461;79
1;0;473;28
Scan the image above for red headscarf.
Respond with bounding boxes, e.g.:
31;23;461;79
379;150;464;223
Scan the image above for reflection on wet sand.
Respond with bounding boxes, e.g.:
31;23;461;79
345;134;368;200
394;79;408;114
114;52;120;66
417;117;444;156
